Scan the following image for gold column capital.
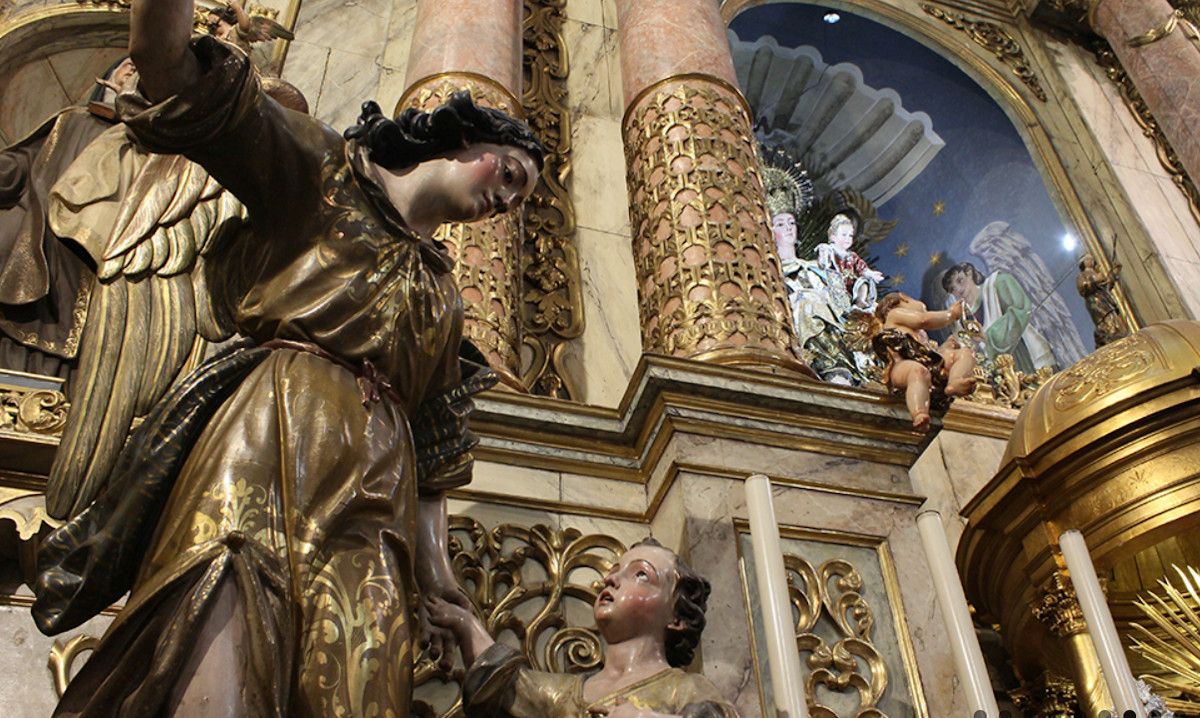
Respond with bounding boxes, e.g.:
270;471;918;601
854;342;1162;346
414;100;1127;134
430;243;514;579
1032;571;1088;639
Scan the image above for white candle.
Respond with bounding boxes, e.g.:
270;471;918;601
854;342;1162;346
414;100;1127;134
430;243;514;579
744;474;809;718
1059;529;1147;717
916;510;1000;717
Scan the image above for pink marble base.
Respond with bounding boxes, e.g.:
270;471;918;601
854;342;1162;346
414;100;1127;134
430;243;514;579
1094;0;1200;186
614;0;739;106
404;0;523;95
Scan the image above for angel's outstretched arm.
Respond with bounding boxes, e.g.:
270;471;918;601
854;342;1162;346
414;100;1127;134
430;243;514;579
228;0;254;32
130;0;201;101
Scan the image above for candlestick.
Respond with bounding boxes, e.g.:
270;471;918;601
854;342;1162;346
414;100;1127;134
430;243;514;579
744;474;810;718
916;510;999;717
1059;530;1146;717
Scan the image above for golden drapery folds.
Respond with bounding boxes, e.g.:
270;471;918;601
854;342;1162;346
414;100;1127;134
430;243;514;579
622;75;806;373
397;74;526;390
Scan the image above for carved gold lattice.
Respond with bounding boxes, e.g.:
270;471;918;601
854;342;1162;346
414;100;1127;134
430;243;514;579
922;5;1049;102
520;0;583;399
623;78;801;368
1052;330;1156;410
783;554;890;717
1090;39;1200;227
0;383;68;436
399;76;526;390
412;518;626;718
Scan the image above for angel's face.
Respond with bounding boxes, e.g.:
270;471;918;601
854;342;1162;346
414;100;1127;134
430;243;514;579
772;213;797;261
946;270;978;302
435;143;539;224
594;544;678;645
208;13;234;38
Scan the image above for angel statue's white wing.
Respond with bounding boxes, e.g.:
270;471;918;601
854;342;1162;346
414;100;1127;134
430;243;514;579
44;127;245;519
969;221;1087;368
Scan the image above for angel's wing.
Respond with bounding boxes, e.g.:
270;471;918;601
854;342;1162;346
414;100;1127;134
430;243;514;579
45;149;244;519
244;15;295;43
969;221;1087;368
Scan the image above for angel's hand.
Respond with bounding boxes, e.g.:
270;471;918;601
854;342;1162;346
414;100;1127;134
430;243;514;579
417;596;460;673
948;300;966;322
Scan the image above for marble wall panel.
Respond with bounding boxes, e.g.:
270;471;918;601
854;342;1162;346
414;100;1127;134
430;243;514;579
563;16;621;122
0;604;112;718
562;226;641;407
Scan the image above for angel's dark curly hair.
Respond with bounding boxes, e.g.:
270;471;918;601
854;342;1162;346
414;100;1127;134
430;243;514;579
343;91;544;172
632;537;712;668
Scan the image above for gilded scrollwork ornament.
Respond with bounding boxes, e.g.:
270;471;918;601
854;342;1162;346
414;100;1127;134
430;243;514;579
1052;330;1156;410
1032;571;1087;639
0;383;69;436
921;4;1049;102
783;553;890;717
412;518;626;718
519;0;584;399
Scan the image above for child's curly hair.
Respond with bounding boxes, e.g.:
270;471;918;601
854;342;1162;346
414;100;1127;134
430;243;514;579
632;538;712;668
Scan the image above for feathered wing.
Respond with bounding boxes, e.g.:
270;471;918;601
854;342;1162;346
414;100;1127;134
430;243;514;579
968;221;1087;368
46;150;244;519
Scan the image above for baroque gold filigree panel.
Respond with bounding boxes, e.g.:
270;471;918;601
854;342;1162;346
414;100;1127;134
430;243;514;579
519;0;583;399
622;76;804;372
921;4;1049;102
736;525;928;718
412;517;626;718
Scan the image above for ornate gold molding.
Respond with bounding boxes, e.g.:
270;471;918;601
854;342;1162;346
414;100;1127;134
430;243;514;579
921;4;1049;102
1039;672;1080;717
49;634;100;698
398;75;526;390
622;76;806;373
1090;38;1200;226
519;0;583;399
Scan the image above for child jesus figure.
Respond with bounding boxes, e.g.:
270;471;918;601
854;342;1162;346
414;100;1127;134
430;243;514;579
428;538;740;718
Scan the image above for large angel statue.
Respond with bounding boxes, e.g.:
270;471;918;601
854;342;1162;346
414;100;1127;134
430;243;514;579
32;2;543;716
941;221;1086;374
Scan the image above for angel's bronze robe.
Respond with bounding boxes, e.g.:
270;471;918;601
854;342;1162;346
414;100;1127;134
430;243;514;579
463;644;740;718
42;37;483;717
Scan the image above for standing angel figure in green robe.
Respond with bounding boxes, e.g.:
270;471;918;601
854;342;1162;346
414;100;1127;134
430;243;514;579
429;538;740;718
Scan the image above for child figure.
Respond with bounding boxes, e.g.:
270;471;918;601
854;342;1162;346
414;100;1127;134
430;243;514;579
428;538;739;718
872;292;977;432
816;214;884;311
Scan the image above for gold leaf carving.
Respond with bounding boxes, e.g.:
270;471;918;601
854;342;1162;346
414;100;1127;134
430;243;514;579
784;553;890;717
0;384;69;436
49;634;100;698
922;4;1049;102
1052;331;1156;410
412;518;626;718
520;0;584;399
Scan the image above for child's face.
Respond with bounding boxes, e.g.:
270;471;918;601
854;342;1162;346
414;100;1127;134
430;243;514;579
594;544;677;644
829;221;854;251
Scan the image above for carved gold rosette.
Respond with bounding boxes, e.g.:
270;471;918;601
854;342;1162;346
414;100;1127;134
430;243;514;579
622;75;807;374
398;74;527;390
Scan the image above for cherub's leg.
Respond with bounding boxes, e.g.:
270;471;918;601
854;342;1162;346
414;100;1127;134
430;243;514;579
890;359;932;432
943;349;977;397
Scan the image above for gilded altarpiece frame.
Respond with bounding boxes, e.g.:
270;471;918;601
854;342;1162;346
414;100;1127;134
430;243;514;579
734;521;928;718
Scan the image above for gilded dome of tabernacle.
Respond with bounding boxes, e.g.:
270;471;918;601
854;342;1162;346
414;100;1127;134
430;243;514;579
1004;320;1200;463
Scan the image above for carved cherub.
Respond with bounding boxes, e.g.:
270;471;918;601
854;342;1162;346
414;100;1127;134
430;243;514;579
429;538;739;718
205;0;294;54
816;213;885;311
871;292;977;432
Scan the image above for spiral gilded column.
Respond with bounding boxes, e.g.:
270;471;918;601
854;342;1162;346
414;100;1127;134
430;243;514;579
614;0;808;374
398;0;525;389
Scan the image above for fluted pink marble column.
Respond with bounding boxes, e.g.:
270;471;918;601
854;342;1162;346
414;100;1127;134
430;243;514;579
615;0;808;375
1092;0;1200;185
398;0;525;389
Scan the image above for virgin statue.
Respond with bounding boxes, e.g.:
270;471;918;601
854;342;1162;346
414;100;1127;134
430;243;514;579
32;1;544;716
